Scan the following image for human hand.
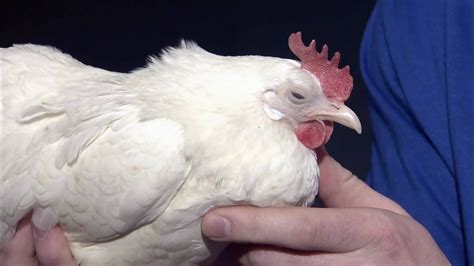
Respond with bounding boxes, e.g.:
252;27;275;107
202;147;450;265
0;213;76;266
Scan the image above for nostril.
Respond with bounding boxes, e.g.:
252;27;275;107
330;103;341;110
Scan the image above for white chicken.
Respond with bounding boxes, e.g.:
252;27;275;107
0;32;361;265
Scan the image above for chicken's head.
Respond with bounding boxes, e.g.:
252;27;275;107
261;32;361;149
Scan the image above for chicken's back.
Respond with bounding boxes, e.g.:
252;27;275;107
1;45;113;129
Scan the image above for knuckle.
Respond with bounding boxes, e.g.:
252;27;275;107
0;245;11;257
228;208;269;241
298;215;322;248
372;213;405;258
247;211;267;239
0;245;16;262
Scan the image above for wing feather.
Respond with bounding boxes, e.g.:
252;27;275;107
60;118;190;241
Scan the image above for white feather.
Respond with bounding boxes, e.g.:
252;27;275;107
1;42;319;265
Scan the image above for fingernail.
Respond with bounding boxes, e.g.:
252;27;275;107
32;225;49;240
202;214;230;240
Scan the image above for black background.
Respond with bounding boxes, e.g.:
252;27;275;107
2;0;376;178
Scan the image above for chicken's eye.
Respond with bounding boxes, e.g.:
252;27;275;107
289;91;307;104
291;92;305;100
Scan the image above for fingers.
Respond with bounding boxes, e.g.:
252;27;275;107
226;244;353;266
202;206;380;252
0;212;76;266
221;244;319;266
315;146;408;215
0;214;37;266
33;224;77;266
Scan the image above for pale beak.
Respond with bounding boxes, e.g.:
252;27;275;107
308;100;362;134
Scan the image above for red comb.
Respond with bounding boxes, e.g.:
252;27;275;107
288;32;353;102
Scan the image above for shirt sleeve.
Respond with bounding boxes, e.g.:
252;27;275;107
360;1;473;265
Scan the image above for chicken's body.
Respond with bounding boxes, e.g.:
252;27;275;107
1;43;322;265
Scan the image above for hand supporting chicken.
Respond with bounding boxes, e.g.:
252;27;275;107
1;32;360;265
202;147;449;265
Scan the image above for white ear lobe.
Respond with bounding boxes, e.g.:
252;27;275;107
263;104;285;120
262;91;285;120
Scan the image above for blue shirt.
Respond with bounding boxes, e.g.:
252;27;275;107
360;1;473;265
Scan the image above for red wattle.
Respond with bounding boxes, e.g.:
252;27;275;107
295;121;334;149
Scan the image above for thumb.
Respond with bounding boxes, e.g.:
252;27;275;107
32;208;77;265
315;146;408;215
32;224;77;266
